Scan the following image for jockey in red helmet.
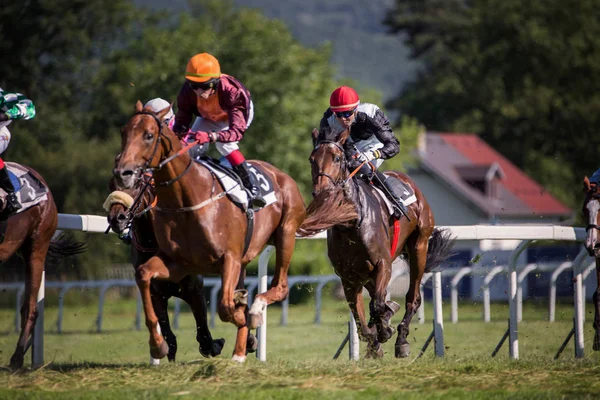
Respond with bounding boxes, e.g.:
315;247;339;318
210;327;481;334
172;53;265;208
320;86;407;218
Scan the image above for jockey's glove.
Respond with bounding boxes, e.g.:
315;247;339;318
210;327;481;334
357;149;380;162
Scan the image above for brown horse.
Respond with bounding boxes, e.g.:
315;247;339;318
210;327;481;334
298;127;454;358
104;174;226;361
581;175;600;351
2;164;86;369
112;101;306;362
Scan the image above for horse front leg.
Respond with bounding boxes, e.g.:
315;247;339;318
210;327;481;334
10;246;44;370
593;258;600;351
217;253;247;362
249;222;296;329
177;275;225;358
135;254;184;360
366;260;398;344
149;282;177;362
343;278;382;358
395;232;429;358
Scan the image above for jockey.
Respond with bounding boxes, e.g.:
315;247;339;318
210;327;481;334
172;52;266;208
145;97;174;128
319;86;408;219
0;88;36;214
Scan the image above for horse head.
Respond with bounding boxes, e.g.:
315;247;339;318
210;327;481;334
583;176;600;257
113;101;174;189
309;127;350;196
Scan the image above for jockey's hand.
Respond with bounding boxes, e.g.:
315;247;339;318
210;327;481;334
193;131;210;144
0;113;8;122
356;150;380;163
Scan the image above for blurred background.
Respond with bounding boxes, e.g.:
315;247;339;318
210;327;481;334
0;0;598;291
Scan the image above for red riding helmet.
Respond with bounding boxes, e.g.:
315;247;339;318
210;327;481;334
329;86;360;112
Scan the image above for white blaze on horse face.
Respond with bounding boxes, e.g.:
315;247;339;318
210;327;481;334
586;199;600;250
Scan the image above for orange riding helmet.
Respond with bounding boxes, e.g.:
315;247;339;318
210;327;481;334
329;86;360;112
185;53;222;83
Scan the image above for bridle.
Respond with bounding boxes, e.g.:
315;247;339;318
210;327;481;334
585;188;600;232
311;140;348;187
129;111;195;187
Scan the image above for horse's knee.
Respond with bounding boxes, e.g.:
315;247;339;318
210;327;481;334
135;265;153;284
217;300;235;323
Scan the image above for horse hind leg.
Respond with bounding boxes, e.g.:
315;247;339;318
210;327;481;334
395;232;429;358
249;222;297;329
10;241;45;370
593;288;600;351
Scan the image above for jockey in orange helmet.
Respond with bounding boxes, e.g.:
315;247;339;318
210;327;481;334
319;86;407;218
172;53;265;208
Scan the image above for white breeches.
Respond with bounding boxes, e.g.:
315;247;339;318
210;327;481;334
0;126;11;155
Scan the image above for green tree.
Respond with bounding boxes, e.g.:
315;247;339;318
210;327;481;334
384;0;600;208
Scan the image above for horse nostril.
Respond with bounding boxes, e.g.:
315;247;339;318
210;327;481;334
117;213;127;221
312;191;317;197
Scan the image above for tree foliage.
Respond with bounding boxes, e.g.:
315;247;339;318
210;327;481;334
384;0;600;207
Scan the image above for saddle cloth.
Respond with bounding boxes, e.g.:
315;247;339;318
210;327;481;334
196;157;277;210
0;162;49;214
370;175;417;216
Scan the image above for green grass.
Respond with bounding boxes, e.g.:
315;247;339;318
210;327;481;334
0;296;599;399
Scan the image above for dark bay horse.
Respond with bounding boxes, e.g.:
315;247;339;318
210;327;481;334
581;175;600;351
298;128;454;358
104;174;225;362
112;101;306;362
2;164;86;369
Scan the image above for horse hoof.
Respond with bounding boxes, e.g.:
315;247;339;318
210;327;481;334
9;354;24;370
248;298;267;329
395;343;410;358
150;340;169;359
200;338;226;358
365;344;384;359
150;357;161;366
246;333;258;354
377;325;395;344
231;354;246;363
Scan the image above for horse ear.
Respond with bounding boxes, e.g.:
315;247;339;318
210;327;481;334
135;100;144;113
312;128;319;143
156;105;171;122
584;176;592;192
337;129;350;145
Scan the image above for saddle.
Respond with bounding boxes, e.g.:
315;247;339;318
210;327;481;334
194;156;277;211
0;162;49;217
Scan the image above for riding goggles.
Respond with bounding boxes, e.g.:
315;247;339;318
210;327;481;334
335;108;356;118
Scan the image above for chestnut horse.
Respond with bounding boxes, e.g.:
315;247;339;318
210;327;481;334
104;174;226;362
112;101;305;362
298;127;454;358
581;175;600;351
3;164;86;369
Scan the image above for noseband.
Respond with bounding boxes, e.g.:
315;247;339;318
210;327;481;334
311;141;348;187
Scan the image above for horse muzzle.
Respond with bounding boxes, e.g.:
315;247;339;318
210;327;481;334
113;167;137;189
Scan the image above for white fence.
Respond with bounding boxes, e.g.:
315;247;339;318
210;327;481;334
22;215;593;367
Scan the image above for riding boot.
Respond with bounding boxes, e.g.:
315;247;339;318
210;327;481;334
374;171;408;219
0;165;21;214
233;161;267;209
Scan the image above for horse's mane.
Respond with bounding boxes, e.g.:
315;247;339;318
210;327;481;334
297;186;358;237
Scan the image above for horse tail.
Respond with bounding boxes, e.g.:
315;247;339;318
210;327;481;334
45;231;88;269
425;228;456;272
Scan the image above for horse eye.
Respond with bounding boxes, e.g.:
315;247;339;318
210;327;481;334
334;156;341;163
144;132;153;141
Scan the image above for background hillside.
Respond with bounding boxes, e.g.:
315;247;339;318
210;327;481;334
136;0;419;101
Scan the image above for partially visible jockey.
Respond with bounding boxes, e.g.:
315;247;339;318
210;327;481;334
0;88;36;214
319;86;408;219
145;97;175;129
172;52;266;208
